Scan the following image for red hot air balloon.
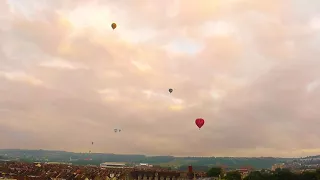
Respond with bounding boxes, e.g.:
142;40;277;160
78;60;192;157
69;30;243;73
195;118;205;129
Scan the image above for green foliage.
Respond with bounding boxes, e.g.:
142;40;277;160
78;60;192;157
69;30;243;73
207;167;222;177
316;169;320;180
243;171;270;180
225;171;241;180
19;158;34;163
244;168;320;180
299;171;317;180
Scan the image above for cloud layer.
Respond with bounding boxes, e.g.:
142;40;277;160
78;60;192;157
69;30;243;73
1;0;320;157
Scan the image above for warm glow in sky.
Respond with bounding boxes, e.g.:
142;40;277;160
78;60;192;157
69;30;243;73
1;0;320;157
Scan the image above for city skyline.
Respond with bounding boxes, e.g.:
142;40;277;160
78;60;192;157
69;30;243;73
1;0;320;157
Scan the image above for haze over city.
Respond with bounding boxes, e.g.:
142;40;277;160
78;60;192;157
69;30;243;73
1;0;320;157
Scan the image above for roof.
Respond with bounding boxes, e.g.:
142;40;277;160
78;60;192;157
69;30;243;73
237;169;249;172
100;162;126;166
0;159;11;162
139;163;148;165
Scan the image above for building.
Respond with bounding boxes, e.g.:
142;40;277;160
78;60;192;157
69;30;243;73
236;167;254;179
139;163;153;167
100;162;127;168
271;163;285;171
130;170;181;180
45;162;72;165
135;163;153;168
0;159;11;163
236;168;249;178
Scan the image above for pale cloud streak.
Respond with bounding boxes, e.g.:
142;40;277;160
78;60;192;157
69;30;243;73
1;0;320;157
0;71;43;85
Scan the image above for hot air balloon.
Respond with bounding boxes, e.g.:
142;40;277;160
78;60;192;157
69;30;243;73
111;23;117;30
169;88;173;93
114;129;118;133
118;129;121;132
195;118;205;129
92;142;93;145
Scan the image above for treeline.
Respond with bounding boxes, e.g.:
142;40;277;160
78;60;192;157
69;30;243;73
207;167;320;180
0;149;315;169
176;157;287;169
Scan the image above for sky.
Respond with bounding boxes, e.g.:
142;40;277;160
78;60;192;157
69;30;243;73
1;0;320;158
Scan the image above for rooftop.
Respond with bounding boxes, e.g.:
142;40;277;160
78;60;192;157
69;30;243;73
100;162;126;166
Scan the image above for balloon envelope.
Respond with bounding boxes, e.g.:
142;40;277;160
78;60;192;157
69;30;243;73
169;88;173;93
195;118;205;129
111;23;117;30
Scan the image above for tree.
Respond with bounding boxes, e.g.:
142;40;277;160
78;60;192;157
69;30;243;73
242;168;320;180
225;171;241;180
207;167;223;177
298;171;317;180
316;169;320;180
273;168;295;180
244;171;268;180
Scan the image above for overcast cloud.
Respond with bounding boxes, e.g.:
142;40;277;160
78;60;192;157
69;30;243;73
1;0;320;157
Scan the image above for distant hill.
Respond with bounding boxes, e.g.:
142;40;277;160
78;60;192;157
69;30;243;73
0;149;303;170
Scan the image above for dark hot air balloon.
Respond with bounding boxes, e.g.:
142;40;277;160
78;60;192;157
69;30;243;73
111;23;117;30
169;88;173;93
195;118;205;129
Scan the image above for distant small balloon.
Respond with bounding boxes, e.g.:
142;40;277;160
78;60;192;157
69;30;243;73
111;23;117;30
169;88;173;93
114;129;118;132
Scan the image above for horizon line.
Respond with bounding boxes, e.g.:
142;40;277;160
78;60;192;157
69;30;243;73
1;148;317;159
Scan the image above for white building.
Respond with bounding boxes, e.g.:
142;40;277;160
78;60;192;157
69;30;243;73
45;162;72;165
136;163;153;167
100;162;127;168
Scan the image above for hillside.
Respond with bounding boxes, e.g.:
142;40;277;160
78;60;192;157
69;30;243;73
0;149;297;170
